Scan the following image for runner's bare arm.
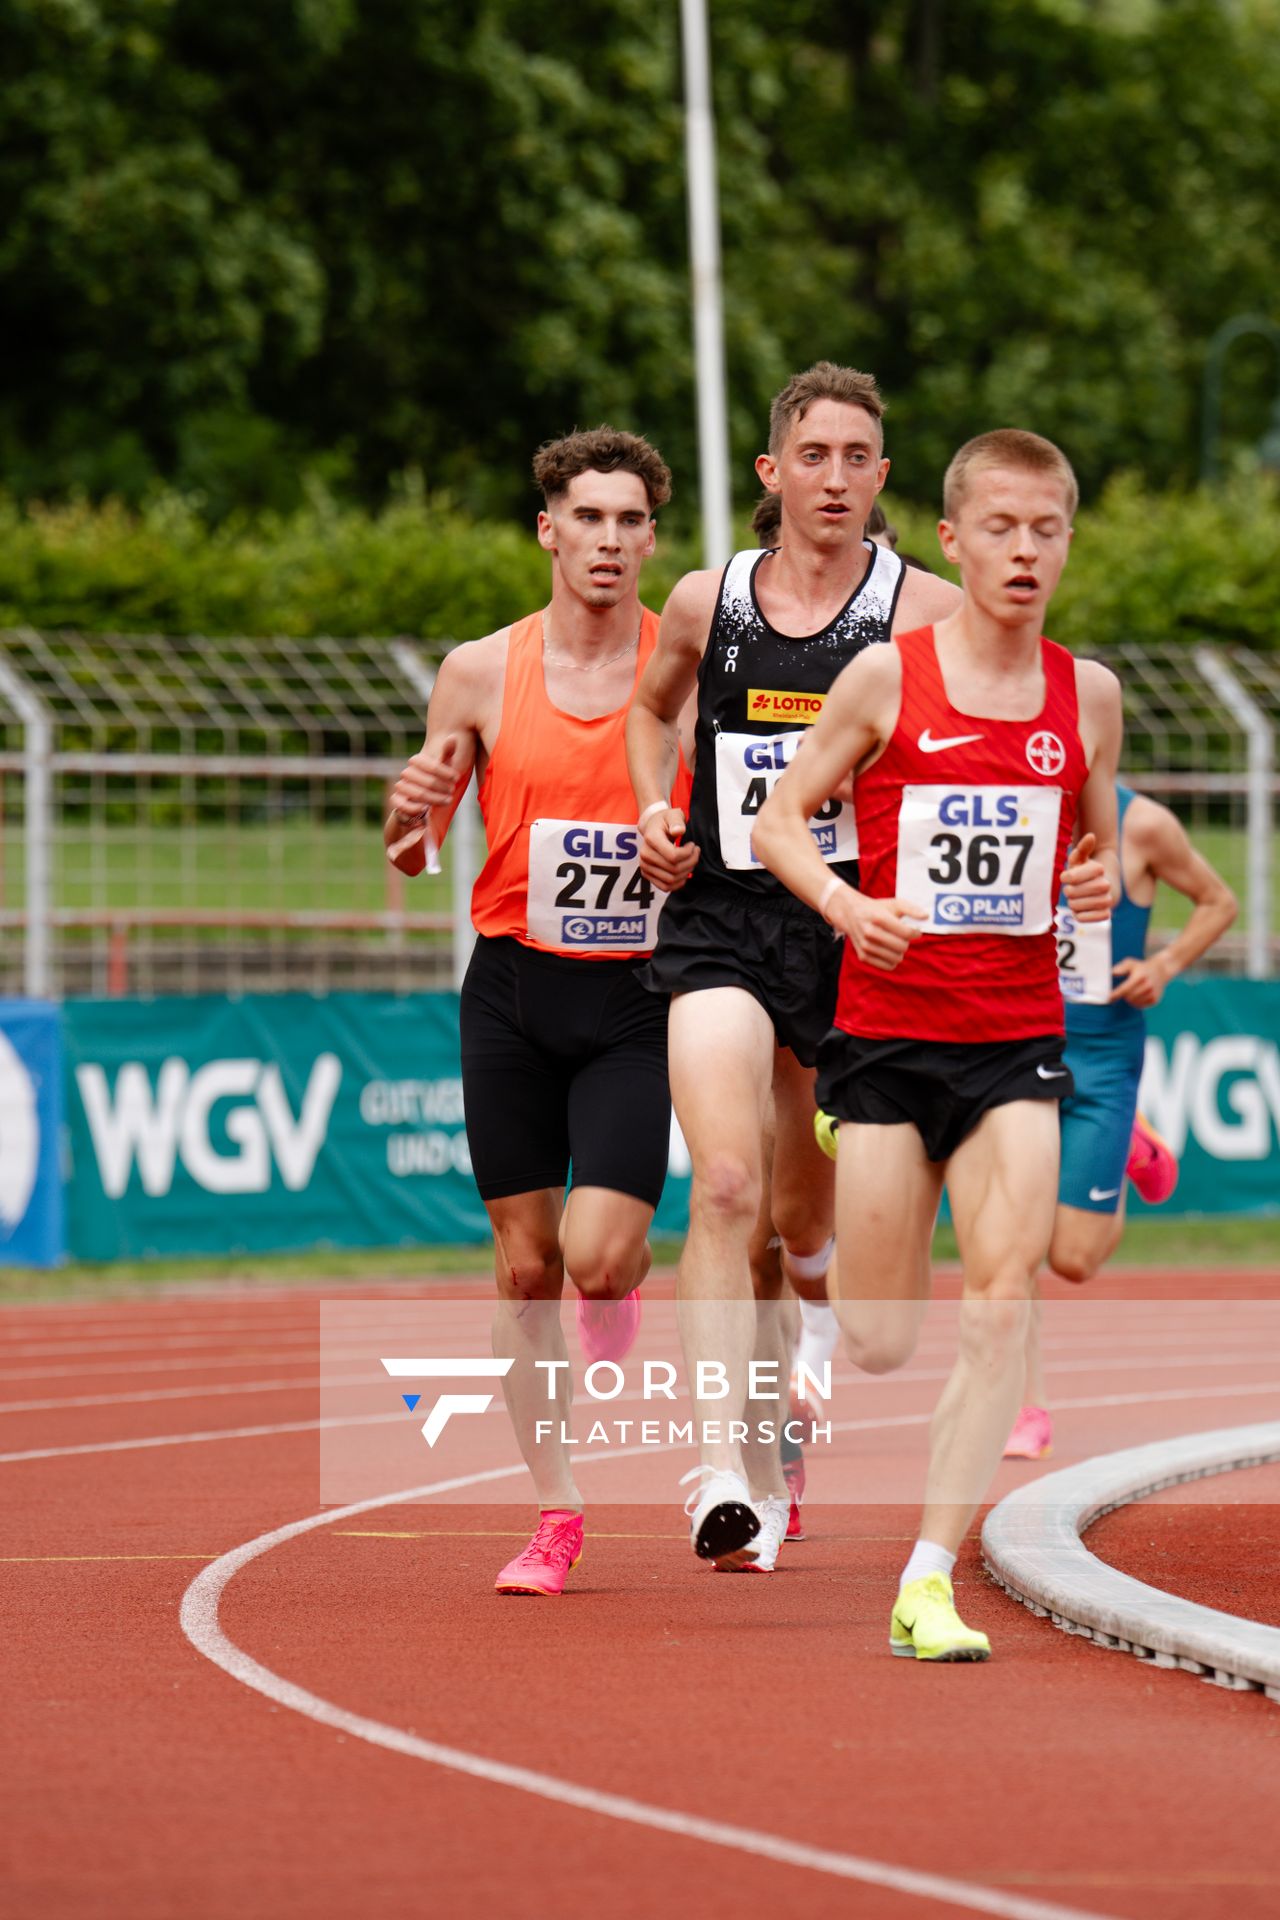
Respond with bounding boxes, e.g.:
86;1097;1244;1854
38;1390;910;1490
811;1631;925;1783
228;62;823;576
385;635;500;876
1109;798;1238;1005
628;569;718;890
1063;659;1123;921
892;565;963;631
754;645;924;970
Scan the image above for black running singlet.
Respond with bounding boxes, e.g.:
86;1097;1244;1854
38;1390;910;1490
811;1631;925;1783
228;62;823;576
685;542;906;895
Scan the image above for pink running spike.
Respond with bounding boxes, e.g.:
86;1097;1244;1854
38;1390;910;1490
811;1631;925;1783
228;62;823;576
577;1290;642;1365
783;1455;806;1541
1004;1405;1053;1460
495;1510;584;1596
1126;1111;1179;1205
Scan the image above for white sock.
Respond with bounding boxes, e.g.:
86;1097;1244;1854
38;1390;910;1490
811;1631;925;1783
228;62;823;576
783;1234;834;1285
795;1300;839;1392
899;1539;956;1590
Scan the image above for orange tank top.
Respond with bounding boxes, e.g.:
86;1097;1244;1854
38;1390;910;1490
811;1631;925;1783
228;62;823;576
471;607;677;957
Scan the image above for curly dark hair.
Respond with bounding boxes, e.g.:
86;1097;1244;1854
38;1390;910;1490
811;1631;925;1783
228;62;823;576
532;427;673;514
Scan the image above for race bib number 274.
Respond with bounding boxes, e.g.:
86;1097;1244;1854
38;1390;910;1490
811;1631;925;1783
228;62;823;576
526;819;662;953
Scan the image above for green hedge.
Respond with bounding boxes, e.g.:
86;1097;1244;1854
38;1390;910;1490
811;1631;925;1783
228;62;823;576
0;474;1276;653
890;471;1280;655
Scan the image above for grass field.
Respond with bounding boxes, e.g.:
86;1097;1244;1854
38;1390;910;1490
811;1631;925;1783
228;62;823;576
1;817;1273;939
2;820;453;918
3;1215;1275;1303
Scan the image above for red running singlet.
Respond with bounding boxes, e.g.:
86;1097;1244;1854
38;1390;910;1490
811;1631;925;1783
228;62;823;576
837;625;1089;1042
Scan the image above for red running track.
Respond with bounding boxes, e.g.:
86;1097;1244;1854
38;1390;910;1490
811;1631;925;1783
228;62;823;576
3;1268;1279;1920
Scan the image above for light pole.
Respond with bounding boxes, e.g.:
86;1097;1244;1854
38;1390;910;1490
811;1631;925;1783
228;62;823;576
1199;313;1280;485
680;0;733;568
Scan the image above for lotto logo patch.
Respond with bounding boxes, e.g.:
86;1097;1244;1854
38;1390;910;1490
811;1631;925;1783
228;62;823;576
748;689;825;725
934;893;1025;927
560;914;649;946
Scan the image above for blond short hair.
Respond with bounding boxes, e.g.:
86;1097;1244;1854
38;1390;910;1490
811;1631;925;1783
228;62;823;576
942;429;1078;522
768;362;885;456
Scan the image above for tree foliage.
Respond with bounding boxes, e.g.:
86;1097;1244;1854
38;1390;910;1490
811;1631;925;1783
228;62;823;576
2;476;1276;651
2;0;1278;519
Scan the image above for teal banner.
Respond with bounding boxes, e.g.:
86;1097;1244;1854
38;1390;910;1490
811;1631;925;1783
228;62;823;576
63;994;487;1260
1134;976;1280;1217
60;978;1278;1262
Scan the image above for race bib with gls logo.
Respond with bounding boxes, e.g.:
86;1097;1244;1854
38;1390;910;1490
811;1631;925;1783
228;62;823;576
1056;903;1113;1003
527;819;663;953
895;785;1061;935
715;730;857;870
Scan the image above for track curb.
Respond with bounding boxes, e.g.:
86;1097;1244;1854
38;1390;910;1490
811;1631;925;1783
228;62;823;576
981;1421;1280;1700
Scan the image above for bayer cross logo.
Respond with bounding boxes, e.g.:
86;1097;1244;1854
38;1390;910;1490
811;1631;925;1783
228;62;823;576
1025;730;1065;777
381;1356;514;1445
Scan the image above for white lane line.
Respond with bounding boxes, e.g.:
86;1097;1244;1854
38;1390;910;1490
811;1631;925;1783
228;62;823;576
8;1375;1280;1466
3;1296;1269;1359
0;1371;384;1415
0;1349;342;1385
180;1464;1111;1920
6;1345;1279;1417
0;1413;402;1464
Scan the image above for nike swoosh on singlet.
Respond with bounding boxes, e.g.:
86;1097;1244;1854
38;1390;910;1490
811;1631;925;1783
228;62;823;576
1036;1065;1067;1079
917;729;985;753
1089;1186;1121;1202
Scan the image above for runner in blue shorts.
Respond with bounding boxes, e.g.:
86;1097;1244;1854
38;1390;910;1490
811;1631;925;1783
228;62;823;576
1005;784;1238;1457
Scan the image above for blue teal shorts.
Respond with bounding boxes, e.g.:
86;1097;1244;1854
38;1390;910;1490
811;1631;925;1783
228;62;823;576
1059;1024;1145;1213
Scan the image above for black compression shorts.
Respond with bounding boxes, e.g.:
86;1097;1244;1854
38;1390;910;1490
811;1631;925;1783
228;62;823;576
637;875;841;1067
459;934;671;1206
815;1032;1073;1164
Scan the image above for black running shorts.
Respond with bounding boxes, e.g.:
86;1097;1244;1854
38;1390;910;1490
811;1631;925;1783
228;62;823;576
815;1031;1073;1164
460;935;672;1206
638;876;841;1067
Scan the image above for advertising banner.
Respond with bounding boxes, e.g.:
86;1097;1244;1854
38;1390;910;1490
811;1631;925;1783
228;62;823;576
60;977;1278;1262
1135;976;1280;1217
0;999;65;1267
62;994;483;1260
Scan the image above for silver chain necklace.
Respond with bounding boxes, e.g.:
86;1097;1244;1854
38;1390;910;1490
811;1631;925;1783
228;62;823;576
543;615;641;673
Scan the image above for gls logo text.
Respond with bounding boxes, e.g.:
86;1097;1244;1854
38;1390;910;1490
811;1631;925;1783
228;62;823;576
76;1054;342;1197
1140;1034;1280;1161
381;1357;514;1444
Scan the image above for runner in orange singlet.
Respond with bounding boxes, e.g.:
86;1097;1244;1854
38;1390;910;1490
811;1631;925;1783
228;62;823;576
387;428;682;1598
754;429;1123;1659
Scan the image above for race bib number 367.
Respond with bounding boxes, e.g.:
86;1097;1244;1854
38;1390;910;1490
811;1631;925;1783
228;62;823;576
895;785;1062;935
715;730;857;870
527;819;662;953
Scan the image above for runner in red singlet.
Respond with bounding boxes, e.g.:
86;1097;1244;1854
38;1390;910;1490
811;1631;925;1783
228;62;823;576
754;429;1123;1659
387;427;683;1598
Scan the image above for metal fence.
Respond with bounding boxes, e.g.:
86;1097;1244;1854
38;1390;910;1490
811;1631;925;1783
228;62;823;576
0;630;1275;998
0;628;478;998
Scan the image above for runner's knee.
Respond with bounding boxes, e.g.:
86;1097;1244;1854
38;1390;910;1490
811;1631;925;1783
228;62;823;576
570;1247;645;1300
1049;1238;1099;1285
500;1247;563;1300
693;1152;760;1231
843;1310;919;1376
958;1288;1030;1362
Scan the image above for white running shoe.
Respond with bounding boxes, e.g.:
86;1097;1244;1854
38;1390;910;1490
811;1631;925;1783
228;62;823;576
680;1464;760;1567
724;1494;789;1575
